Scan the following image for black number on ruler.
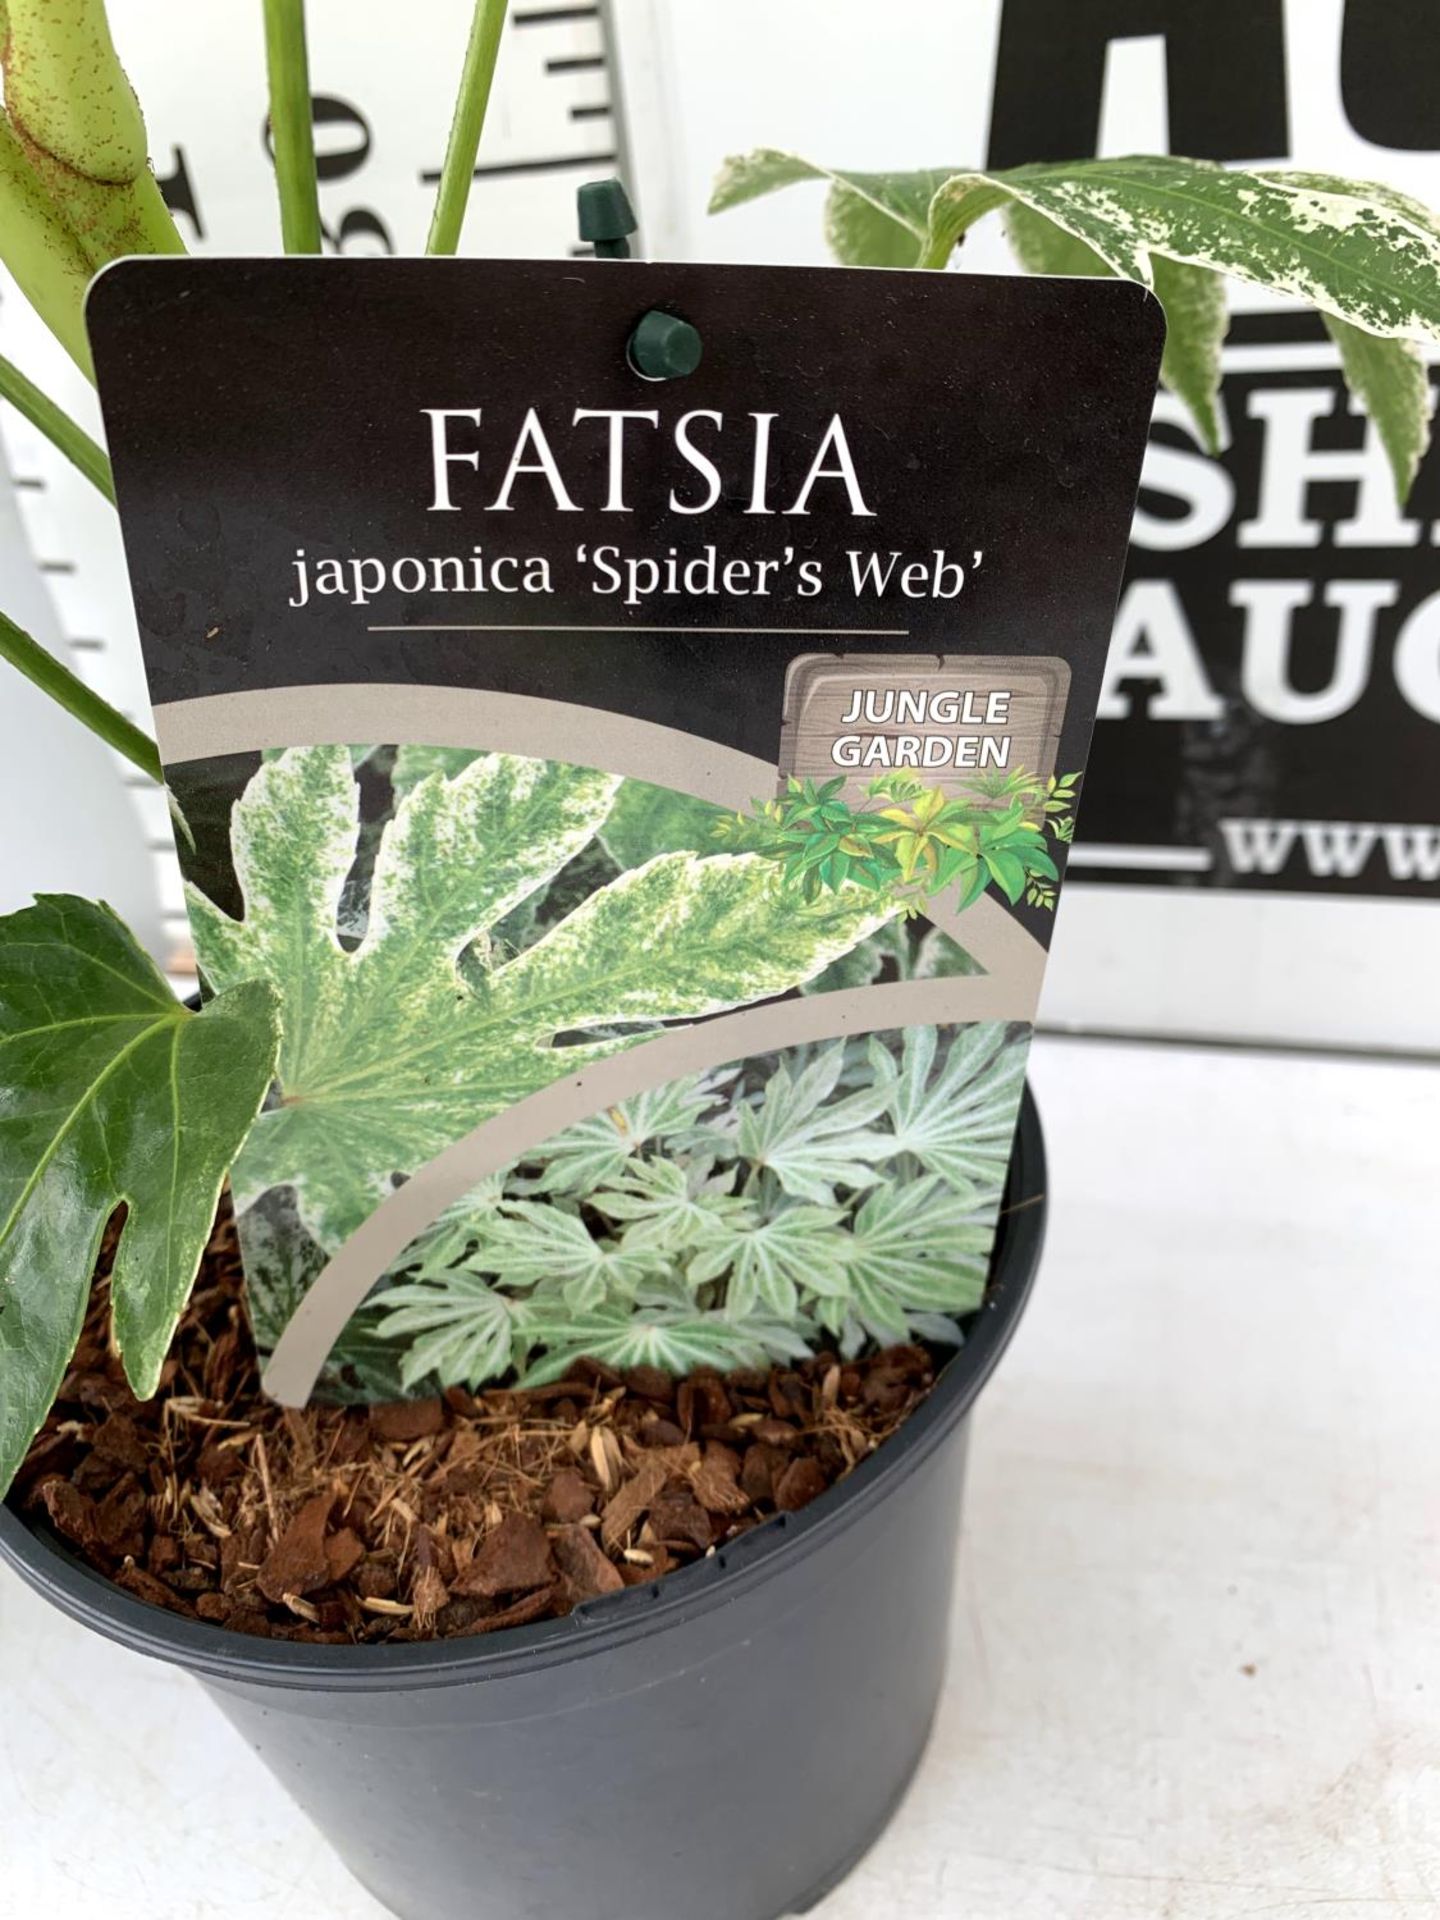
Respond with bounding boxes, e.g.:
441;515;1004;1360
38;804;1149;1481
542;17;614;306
262;92;394;254
156;145;205;242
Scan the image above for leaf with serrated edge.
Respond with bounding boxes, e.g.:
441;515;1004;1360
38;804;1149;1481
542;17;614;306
192;747;894;1254
0;896;279;1497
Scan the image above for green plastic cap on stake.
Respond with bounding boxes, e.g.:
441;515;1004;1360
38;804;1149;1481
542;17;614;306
629;309;703;380
578;177;638;259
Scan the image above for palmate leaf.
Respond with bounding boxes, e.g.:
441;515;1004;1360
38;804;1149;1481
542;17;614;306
471;1200;663;1312
367;1022;1026;1394
688;1202;852;1321
712;149;1440;500
841;1176;996;1343
512;1299;811;1389
734;1042;892;1204
190;746;894;1256
375;1269;517;1392
517;1074;722;1197
591;1156;751;1255
0;896;280;1497
869;1023;1026;1197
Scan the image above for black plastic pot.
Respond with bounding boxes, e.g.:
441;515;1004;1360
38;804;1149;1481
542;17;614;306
1;1087;1045;1920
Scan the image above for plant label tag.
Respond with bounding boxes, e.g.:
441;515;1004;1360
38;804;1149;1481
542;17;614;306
90;257;1161;1408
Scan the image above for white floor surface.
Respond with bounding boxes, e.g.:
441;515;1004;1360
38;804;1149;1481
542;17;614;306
2;1033;1437;1919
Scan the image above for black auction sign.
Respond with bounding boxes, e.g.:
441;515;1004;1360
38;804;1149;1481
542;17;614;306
990;0;1440;900
92;258;1157;1401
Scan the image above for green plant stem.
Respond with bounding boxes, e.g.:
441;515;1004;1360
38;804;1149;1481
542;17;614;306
0;609;162;784
426;0;509;255
0;114;96;375
2;0;185;273
262;0;323;254
0;350;115;501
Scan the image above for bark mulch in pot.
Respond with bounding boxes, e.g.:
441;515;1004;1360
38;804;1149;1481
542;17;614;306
14;1202;940;1645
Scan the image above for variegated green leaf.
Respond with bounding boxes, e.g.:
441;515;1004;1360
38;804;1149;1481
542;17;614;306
390;742;480;795
1322;314;1433;502
870;1023;1026;1196
734;1042;891;1204
482;850;893;1040
192;747;894;1255
713;149;1440;498
1149;256;1230;456
518;1074;722;1196
377;1270;517;1391
928;159;1440;335
598;777;726;869
368;1023;1028;1395
689;1203;851;1321
512;1299;810;1388
1005;201;1231;448
709;148;951;266
470;1200;664;1313
592;1157;751;1255
842;1176;995;1341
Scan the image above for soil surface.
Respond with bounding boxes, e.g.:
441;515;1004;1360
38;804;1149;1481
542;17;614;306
14;1202;940;1644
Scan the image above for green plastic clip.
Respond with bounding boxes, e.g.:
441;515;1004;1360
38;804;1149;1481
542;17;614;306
578;177;638;259
629;309;703;380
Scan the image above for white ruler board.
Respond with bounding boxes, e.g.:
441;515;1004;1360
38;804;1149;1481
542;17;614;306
0;0;629;963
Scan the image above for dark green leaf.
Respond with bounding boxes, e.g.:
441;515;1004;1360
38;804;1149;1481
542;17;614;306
0;896;280;1497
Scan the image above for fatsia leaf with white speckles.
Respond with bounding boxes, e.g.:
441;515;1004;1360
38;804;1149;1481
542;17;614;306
714;150;1440;497
190;746;894;1255
1322;315;1433;502
1004;201;1229;455
716;149;1440;339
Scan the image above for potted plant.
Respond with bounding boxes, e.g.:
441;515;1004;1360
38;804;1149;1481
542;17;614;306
0;5;1435;1918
